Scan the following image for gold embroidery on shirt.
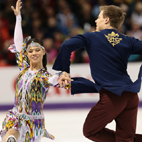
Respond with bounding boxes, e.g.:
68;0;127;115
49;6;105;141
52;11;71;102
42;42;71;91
105;31;122;46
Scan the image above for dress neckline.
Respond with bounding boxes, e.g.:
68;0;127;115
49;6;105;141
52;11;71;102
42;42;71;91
28;68;41;73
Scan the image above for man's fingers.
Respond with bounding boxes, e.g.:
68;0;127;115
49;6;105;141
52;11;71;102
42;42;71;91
57;74;73;87
62;72;70;77
66;77;73;81
62;76;73;81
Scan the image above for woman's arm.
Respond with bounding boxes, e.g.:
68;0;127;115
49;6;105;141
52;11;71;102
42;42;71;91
11;0;23;52
14;14;23;52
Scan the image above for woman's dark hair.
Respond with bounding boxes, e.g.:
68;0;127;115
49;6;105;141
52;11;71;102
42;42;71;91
26;38;47;70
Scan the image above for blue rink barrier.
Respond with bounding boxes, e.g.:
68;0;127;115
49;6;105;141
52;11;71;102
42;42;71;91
0;101;142;111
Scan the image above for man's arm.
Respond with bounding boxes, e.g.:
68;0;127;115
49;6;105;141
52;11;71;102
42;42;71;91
131;37;142;55
52;33;89;73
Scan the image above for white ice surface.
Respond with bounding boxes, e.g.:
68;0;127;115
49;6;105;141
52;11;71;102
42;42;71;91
0;108;142;142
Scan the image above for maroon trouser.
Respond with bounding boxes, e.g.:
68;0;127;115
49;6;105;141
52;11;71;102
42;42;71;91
83;88;142;142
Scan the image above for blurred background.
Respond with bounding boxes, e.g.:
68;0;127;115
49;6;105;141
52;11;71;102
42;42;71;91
1;0;142;65
0;0;142;141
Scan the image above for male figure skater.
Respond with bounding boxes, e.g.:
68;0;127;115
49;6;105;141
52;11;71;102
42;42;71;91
53;5;142;142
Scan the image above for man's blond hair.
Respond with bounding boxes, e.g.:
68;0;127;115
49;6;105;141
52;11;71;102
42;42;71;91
100;5;126;29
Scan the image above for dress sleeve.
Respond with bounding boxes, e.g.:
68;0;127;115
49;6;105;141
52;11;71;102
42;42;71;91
42;71;71;90
8;36;31;71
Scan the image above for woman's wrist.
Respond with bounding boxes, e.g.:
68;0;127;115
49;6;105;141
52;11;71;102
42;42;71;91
16;13;21;20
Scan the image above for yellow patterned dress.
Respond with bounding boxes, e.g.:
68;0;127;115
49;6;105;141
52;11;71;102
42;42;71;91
0;37;71;142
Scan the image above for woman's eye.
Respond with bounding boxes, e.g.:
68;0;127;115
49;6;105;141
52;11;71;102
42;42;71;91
29;50;32;53
36;49;40;52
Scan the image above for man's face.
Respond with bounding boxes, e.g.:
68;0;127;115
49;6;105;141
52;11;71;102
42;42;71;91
95;11;106;31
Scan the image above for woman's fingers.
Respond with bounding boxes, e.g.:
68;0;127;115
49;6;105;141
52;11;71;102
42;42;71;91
16;1;19;9
16;0;22;10
11;6;15;11
11;0;22;16
18;2;22;9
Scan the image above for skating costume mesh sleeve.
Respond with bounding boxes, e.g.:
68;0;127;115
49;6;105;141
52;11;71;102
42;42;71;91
8;14;30;71
41;70;71;90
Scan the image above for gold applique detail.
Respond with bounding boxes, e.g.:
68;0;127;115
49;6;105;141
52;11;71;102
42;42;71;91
105;31;122;46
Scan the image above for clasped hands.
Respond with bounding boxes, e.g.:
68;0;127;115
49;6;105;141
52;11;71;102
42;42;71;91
57;71;73;87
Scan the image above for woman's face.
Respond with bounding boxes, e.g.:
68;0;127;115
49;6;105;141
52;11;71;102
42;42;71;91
27;45;45;64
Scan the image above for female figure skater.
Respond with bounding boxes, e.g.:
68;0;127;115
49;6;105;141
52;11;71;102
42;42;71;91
0;0;72;142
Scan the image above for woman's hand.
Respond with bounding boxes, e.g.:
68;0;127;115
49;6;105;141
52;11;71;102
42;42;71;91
11;0;22;16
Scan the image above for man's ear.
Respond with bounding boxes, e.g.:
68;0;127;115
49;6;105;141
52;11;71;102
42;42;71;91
105;17;110;24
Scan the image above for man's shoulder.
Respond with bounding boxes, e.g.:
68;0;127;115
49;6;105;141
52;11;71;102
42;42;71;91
82;31;101;40
83;30;101;37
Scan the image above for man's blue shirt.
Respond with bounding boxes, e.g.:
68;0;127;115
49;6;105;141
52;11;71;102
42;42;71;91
53;29;142;96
